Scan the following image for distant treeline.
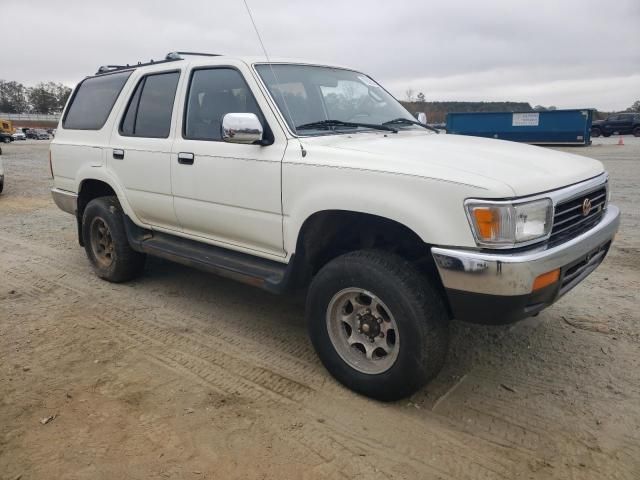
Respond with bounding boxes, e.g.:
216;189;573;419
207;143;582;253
0;80;72;115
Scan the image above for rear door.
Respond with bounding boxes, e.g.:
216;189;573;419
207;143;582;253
109;70;182;230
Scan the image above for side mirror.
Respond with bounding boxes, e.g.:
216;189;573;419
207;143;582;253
417;112;427;124
221;113;263;144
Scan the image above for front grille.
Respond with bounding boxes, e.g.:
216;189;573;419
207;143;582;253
549;186;607;246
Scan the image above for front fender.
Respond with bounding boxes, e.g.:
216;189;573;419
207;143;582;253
282;162;487;256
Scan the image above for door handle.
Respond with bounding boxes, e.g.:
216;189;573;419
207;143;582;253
178;152;194;165
113;149;125;160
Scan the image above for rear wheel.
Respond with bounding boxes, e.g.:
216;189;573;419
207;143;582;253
633;127;640;137
82;196;146;282
590;127;601;138
307;250;449;401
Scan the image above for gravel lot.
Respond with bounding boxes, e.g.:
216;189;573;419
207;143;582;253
1;138;638;479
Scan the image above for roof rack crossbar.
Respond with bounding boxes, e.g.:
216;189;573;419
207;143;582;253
165;51;222;60
95;51;223;76
95;57;183;75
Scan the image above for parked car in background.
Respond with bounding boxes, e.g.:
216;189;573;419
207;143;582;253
25;129;38;139
0;132;14;144
35;130;50;140
12;131;26;141
591;112;640;137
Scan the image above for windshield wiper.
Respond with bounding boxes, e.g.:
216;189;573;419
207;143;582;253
383;117;440;133
295;119;398;133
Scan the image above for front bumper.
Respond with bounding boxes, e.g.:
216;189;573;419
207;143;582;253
432;205;620;324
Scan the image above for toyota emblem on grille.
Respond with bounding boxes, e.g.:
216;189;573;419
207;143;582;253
582;198;592;216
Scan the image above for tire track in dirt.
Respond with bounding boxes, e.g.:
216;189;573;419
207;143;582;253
0;233;531;479
0;235;328;388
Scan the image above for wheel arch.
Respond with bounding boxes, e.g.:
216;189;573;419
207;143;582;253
290;209;435;279
75;176;142;246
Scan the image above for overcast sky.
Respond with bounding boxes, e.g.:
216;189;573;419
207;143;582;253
2;0;639;111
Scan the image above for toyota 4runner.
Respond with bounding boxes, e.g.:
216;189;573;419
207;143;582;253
51;52;620;400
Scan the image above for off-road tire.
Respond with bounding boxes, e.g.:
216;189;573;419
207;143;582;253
306;250;449;401
82;196;146;282
633;127;640;137
590;127;601;138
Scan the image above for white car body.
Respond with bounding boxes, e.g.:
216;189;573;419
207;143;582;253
50;55;607;258
12;131;26;140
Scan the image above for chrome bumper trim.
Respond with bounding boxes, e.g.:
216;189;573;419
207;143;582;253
432;205;620;296
51;188;78;215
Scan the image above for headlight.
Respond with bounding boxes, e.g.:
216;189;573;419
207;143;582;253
465;198;553;247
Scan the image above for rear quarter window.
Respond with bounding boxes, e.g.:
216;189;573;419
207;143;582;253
63;71;132;130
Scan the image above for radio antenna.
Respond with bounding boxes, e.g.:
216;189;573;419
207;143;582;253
242;0;297;134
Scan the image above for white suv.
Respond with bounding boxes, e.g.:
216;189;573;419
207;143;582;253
51;52;620;400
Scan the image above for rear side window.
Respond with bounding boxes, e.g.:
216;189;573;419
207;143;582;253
120;71;180;138
63;71;131;130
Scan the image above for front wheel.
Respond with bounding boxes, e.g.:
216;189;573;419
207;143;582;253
307;250;449;401
590;128;601;138
82;196;146;282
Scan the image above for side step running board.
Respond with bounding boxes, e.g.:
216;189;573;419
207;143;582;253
123;216;292;294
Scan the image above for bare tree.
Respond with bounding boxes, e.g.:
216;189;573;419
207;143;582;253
405;88;415;102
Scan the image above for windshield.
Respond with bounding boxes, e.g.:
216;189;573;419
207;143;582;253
255;64;417;135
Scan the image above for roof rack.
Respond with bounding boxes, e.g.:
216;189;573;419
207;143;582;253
95;51;222;75
165;51;222;60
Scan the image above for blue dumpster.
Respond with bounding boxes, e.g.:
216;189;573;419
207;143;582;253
446;109;593;145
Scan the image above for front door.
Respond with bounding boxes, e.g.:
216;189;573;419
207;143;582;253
171;66;287;258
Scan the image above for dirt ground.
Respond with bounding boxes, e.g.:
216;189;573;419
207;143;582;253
1;138;638;480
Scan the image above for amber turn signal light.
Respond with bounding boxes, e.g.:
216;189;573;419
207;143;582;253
472;207;499;240
532;269;560;291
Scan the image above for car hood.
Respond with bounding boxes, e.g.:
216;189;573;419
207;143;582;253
300;131;604;197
